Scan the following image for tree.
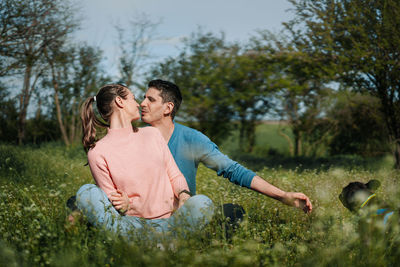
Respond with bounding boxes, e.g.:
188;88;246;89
44;43;109;145
116;14;159;87
150;31;235;144
251;30;336;156
275;50;334;156
226;50;277;153
327;91;390;156
0;0;79;144
288;0;400;167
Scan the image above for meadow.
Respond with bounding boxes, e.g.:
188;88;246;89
1;124;400;266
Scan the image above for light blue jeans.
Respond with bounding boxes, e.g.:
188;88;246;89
76;184;214;238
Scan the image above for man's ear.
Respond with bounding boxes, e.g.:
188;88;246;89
163;102;174;116
114;96;124;108
366;179;381;192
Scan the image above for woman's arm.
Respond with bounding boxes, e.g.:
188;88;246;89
88;150;129;213
108;189;129;214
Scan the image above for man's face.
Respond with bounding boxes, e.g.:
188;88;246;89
140;87;170;124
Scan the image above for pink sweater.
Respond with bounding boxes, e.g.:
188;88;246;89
87;125;189;219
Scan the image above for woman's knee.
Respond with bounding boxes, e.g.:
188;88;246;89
76;184;108;210
77;184;97;196
189;194;214;208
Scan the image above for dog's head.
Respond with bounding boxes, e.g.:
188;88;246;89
339;180;381;212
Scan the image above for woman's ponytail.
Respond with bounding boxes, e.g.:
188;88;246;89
80;96;108;152
80;84;137;152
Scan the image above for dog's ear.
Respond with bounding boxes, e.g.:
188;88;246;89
366;180;381;192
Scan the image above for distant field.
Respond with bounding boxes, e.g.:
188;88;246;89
220;122;293;156
1;143;400;266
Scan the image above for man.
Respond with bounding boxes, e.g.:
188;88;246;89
141;79;312;213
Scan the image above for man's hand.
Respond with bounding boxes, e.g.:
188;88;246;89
110;189;129;214
250;176;313;214
282;192;313;214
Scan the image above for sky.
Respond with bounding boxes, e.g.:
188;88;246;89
74;0;294;79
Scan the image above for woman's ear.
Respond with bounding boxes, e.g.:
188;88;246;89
114;96;124;108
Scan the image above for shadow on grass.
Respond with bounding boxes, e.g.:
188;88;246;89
229;152;395;172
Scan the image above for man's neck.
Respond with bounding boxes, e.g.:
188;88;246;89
151;118;175;143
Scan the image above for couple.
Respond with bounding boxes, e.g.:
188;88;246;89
75;80;312;237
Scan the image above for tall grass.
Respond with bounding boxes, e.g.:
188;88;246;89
0;143;400;266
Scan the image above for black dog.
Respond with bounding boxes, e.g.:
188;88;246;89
339;180;395;225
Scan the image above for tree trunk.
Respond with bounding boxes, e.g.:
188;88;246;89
35;99;41;120
238;117;246;152
69;99;77;142
394;140;400;169
293;128;302;156
54;89;70;146
244;120;256;153
379;86;400;169
18;64;32;145
278;124;294;156
47;56;70;146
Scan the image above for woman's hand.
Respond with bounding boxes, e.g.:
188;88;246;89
110;189;129;214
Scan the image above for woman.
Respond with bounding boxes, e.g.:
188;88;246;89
76;84;214;237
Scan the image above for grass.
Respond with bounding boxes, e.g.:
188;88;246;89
1;141;400;266
220;123;293;156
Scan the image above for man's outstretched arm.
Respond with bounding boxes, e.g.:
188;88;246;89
250;176;312;214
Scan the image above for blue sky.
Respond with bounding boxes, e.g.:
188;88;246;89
74;0;294;78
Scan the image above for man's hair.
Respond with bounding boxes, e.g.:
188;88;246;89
148;79;182;119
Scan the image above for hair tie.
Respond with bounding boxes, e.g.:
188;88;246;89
93;96;97;102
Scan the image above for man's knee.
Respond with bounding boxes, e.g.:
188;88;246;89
189;194;213;208
186;194;215;220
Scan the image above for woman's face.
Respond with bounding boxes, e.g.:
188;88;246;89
124;90;140;121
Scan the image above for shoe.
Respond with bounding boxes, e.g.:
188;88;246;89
222;203;245;240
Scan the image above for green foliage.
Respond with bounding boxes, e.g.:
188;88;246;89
288;0;400;167
1;144;400;266
226;48;277;153
150;30;278;147
44;43;110;145
327;91;391;156
0;85;18;143
150;30;235;144
0;0;80;144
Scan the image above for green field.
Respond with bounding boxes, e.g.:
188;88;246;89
1;136;400;266
220;123;394;172
220;123;293;156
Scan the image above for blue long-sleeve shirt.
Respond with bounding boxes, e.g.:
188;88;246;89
168;123;256;194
